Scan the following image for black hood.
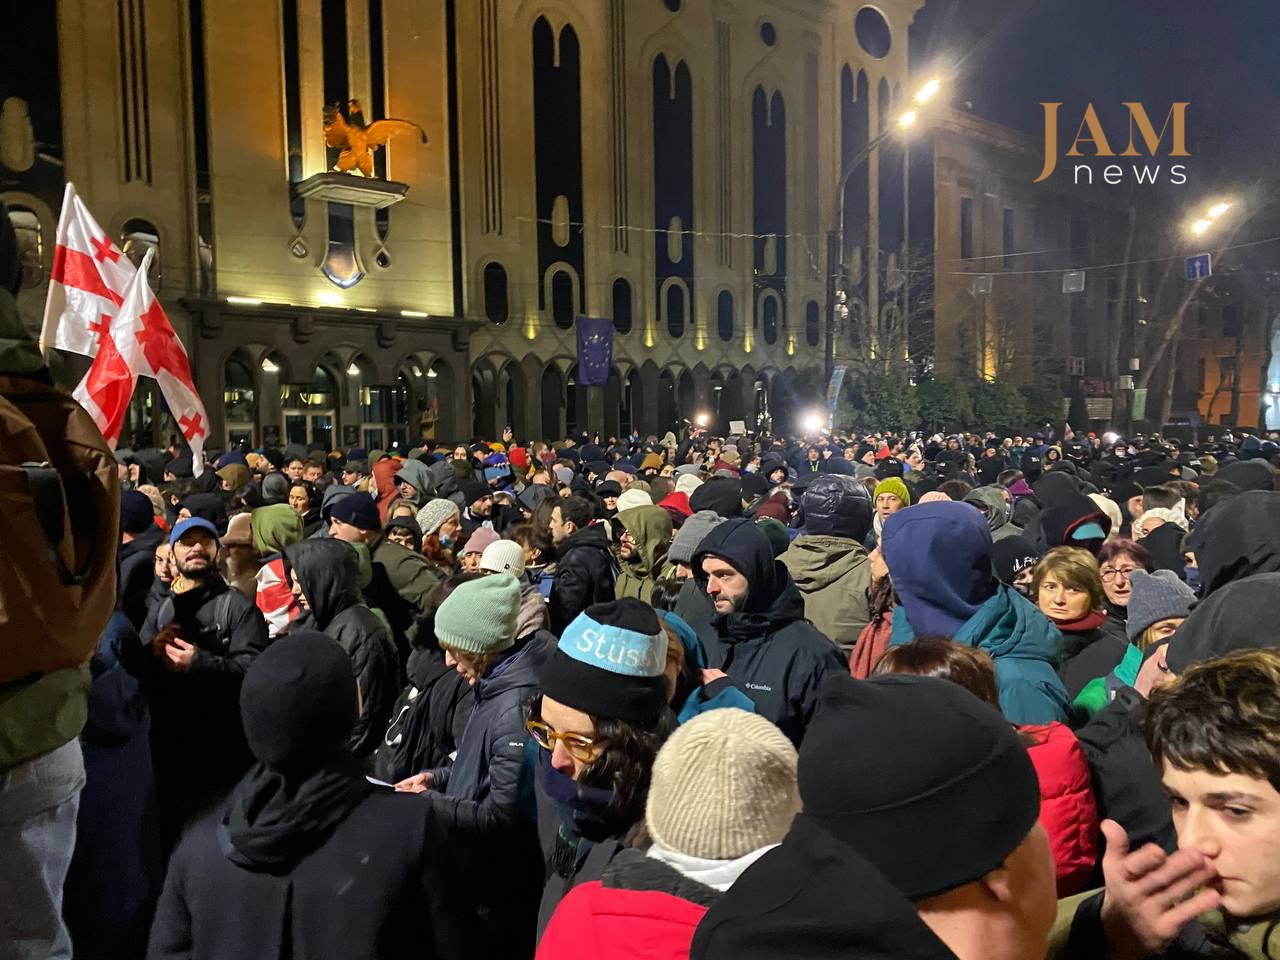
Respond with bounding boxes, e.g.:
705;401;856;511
799;474;872;541
692;517;790;616
1184;490;1280;597
1214;459;1275;492
284;539;360;630
691;815;955;960
1038;492;1110;550
1165;572;1280;673
1031;470;1081;510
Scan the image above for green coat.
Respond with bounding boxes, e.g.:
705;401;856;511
779;534;871;652
614;505;672;604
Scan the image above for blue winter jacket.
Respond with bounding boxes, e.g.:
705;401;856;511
656;611;757;724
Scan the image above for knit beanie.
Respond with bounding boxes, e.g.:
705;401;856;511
539;599;669;724
799;673;1040;901
641;452;664;471
415;498;459;537
616;488;653;512
990;535;1042;586
434;573;520;655
1125;570;1196;643
669;510;727;566
328;493;381;532
675;473;703;495
755;517;791;558
121;490;156;535
240;630;356;773
873;477;911;507
689;477;744;518
646;708;799;861
674;463;702;479
480;539;526;577
1165;573;1280;673
461;527;499;556
554;466;575;486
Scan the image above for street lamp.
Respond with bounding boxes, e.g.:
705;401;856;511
824;77;946;383
1186;199;1234;237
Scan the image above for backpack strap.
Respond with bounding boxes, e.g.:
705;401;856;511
21;461;85;586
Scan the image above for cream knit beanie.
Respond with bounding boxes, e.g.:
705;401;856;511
645;708;800;860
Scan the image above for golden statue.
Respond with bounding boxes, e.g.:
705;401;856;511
323;99;427;178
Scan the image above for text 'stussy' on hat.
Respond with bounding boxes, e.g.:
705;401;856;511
798;673;1040;901
539;598;669;724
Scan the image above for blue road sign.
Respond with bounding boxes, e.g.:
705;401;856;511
1185;253;1212;280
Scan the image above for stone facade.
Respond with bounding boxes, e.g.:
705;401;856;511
6;0;924;449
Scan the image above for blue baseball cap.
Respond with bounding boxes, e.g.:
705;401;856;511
170;516;220;547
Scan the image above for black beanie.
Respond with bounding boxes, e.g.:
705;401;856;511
120;490;156;535
739;473;769;501
1112;480;1144;505
458;478;491;508
798;673;1040;901
990;535;1042;586
240;630;357;772
1165;572;1280;674
689;477;744;518
539;599;669;724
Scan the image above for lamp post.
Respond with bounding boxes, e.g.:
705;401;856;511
824;78;943;386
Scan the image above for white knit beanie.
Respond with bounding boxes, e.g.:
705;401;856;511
645;708;800;860
480;539;526;577
615;488;653;512
415;498;459;537
675;473;703;495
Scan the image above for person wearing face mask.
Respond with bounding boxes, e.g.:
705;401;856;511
529;600;678;937
991;535;1043;599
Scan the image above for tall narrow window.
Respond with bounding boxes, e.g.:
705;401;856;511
282;0;304;226
552;271;575;329
667;284;686;338
960;197;974;261
484;262;509;325
717;291;734;342
612;279;633;334
1002;208;1014;268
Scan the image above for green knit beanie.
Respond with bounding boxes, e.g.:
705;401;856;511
873;477;911;507
434;573;521;655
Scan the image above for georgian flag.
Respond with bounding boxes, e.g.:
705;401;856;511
42;182;210;474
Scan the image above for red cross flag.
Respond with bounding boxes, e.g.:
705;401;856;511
44;184;210;475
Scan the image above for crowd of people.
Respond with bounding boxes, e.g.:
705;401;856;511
4;211;1280;958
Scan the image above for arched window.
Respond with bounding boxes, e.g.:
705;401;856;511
223;355;256;448
717;291;734;342
762;295;779;345
666;283;686;338
805;300;820;347
7;205;45;288
484;262;509;325
551;270;575;329
121;217;161;290
612;278;633;334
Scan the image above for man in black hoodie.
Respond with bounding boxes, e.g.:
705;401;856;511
691;518;845;746
285;539;400;759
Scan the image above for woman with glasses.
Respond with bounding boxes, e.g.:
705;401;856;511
1095;538;1154;637
529;599;677;938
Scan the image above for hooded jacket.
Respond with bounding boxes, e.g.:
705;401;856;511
779;535;872;652
394;458;436;507
964;485;1023;542
549;523;618;635
658;611;757;723
692;519;846;746
614;505;674;603
1183;490;1280;598
286;540;400;757
883;503;1069;725
366;534;442;661
118;522;165;630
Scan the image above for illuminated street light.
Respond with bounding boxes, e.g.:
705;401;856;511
1189;218;1211;236
801;411;825;434
897;109;919;129
1207;202;1232;220
694;413;710;428
913;77;942;104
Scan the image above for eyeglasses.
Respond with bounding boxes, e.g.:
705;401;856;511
526;719;603;762
1100;566;1137;582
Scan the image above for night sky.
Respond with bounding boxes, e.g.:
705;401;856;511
910;0;1280;237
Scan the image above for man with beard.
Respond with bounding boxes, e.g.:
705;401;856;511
140;517;270;850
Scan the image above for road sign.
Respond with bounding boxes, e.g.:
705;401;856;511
1185;253;1212;280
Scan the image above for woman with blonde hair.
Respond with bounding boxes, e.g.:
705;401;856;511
1033;546;1127;700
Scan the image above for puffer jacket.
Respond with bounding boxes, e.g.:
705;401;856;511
692;519;846;747
779;535;871;652
1024;722;1099;897
285;539;400;757
549;523;618;635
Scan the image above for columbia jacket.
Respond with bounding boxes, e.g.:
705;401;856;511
286;540;400;758
692;519;845;747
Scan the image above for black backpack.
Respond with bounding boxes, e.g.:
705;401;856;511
373;650;473;784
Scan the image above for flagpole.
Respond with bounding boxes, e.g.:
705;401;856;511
38;181;78;361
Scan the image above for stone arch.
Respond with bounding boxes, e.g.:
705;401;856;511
540;362;565;440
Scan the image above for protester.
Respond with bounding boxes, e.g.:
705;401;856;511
613;504;674;602
146;632;473;959
250;503;305;638
1095;538;1153;636
779;474;873;652
119;490;167;630
868;475;911;549
691;518;846;746
1033;546;1129;701
538;708;798;959
220;512;259;598
547;496;618;634
530;599;677;934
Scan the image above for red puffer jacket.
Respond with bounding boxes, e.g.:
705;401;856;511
1024;721;1099;896
537;881;708;960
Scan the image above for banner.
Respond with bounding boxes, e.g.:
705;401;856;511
576;316;613;387
825;365;847;415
